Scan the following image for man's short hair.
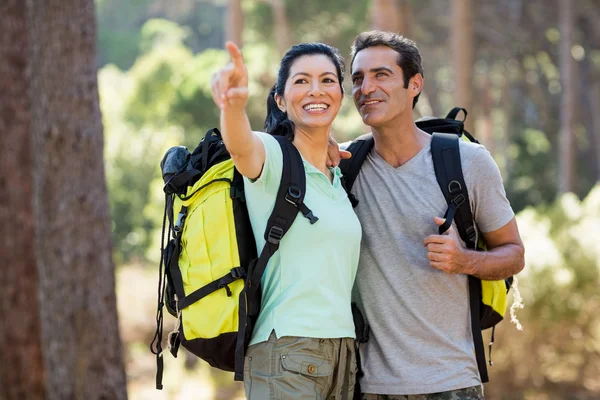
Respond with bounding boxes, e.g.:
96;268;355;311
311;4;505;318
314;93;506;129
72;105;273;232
351;30;424;108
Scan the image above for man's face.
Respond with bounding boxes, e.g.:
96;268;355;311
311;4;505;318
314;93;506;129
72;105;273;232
351;46;419;128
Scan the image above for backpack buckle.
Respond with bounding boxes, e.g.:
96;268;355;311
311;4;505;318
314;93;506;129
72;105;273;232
173;208;187;233
465;225;477;245
284;186;302;205
451;194;466;208
267;226;284;245
230;267;246;279
448;180;462;194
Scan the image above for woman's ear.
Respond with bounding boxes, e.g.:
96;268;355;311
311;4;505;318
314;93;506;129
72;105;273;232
275;94;286;113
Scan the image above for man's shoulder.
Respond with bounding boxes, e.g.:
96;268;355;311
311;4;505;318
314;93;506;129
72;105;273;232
457;138;485;158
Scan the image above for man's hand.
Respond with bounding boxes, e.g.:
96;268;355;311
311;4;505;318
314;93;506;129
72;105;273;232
423;216;472;275
210;41;249;111
326;135;352;167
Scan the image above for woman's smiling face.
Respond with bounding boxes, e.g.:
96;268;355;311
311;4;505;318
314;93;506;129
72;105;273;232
276;54;343;132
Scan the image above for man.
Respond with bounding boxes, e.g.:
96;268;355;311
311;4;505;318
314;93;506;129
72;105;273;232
340;31;525;400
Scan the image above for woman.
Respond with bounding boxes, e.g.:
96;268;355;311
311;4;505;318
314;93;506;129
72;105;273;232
210;41;361;400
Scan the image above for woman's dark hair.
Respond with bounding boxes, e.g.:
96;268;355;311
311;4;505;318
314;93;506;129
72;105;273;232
264;43;345;139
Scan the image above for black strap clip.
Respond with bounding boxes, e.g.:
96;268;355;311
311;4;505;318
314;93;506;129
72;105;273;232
230;267;246;279
267;225;284;245
169;331;181;357
451;194;466;208
284;185;302;205
448;180;462;194
173;208;187;233
465;225;477;246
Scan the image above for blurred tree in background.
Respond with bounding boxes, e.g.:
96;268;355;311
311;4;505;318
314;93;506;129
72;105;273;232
92;0;600;398
0;0;127;399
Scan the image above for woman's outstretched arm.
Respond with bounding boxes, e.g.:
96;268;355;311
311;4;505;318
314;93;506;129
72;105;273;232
210;41;265;179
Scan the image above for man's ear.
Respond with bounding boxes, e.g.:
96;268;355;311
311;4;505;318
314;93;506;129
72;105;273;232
275;93;286;113
409;73;424;97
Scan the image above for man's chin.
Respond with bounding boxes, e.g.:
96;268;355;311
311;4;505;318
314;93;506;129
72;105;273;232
361;113;384;127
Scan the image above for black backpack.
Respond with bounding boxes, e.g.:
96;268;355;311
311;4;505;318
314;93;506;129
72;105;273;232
151;129;317;388
340;108;512;383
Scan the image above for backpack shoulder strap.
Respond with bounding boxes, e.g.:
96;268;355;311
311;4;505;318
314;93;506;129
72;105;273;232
430;132;489;383
430;133;477;248
339;135;374;207
234;135;315;381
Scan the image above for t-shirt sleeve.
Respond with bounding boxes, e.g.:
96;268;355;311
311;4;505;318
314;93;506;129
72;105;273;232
467;146;515;233
243;131;283;195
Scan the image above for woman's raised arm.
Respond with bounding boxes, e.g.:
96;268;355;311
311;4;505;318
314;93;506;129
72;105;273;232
210;41;265;179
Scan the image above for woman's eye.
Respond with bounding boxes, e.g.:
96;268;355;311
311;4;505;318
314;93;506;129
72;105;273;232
294;78;307;84
323;78;336;83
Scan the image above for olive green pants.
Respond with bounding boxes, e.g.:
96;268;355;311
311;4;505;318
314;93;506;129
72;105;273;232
362;385;484;400
243;331;357;400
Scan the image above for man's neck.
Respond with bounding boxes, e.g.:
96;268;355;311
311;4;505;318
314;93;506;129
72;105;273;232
371;117;430;168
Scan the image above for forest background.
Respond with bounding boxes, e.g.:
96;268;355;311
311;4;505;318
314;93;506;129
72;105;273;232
1;0;599;399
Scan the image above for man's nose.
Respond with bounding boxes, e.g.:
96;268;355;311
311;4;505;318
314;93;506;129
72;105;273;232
361;78;376;95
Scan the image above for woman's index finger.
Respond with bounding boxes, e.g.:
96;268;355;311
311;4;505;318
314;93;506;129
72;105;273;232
225;41;244;68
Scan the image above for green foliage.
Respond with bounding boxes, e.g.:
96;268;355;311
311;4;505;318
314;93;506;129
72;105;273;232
493;186;600;395
245;0;370;54
95;0;155;69
96;0;227;69
506;127;557;210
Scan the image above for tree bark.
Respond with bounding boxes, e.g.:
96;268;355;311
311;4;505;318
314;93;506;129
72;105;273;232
0;1;46;398
271;0;292;56
558;0;575;194
0;1;128;398
451;0;475;134
478;74;494;154
500;77;513;180
371;0;404;33
226;0;244;47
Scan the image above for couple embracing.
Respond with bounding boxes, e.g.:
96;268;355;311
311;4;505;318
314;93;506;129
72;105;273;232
210;30;525;400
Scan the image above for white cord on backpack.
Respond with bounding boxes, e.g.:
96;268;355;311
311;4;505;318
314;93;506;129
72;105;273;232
509;276;524;330
165;295;182;356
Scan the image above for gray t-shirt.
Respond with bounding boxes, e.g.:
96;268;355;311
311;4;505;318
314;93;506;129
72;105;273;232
350;138;514;395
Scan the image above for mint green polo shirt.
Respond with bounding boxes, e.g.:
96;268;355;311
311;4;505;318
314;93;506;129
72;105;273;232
244;132;362;345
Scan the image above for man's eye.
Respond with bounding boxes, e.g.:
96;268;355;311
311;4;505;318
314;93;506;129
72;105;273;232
352;77;362;84
376;72;388;78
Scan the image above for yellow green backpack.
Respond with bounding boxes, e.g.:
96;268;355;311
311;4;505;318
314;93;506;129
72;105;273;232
150;128;317;389
340;108;513;384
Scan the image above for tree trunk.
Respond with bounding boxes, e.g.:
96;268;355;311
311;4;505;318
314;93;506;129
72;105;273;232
271;0;292;56
500;77;513;180
0;1;128;399
371;0;405;33
226;0;244;47
558;0;575;194
451;0;475;134
478;74;494;154
0;1;46;399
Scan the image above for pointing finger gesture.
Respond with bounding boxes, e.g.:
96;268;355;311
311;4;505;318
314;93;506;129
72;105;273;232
210;41;249;110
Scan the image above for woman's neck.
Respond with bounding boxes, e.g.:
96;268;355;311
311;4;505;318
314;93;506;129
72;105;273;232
292;126;332;181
